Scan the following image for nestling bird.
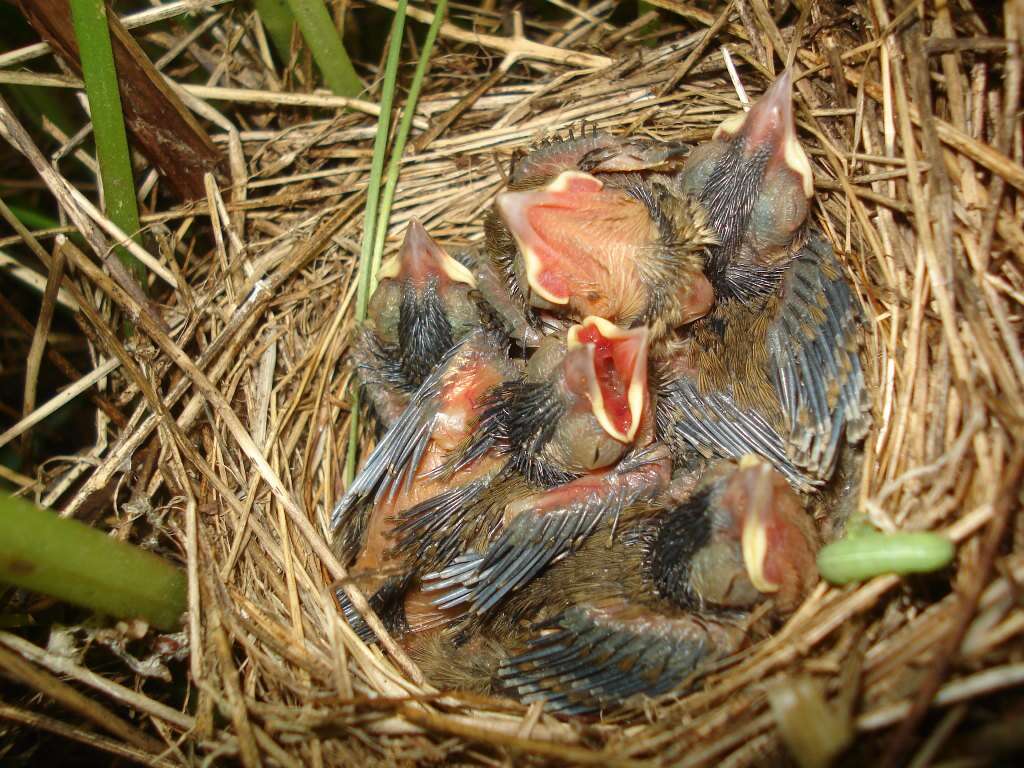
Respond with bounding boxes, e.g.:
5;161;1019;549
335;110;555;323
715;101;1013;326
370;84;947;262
409;456;820;714
334;328;520;638
409;317;675;618
401;317;667;619
333;318;654;640
484;132;717;336
657;70;870;490
350;219;487;428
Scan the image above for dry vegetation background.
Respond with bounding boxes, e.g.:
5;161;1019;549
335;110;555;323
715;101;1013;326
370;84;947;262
0;0;1022;766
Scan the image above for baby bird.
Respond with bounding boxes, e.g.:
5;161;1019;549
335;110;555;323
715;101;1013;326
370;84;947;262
485;133;716;336
407;319;671;618
333;329;519;638
333;319;652;640
351;219;485;428
410;456;820;714
658;70;870;489
402;318;666;617
673;69;814;295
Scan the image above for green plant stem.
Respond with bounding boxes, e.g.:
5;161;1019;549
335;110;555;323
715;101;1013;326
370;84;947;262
285;0;362;97
345;0;409;485
253;0;295;62
0;493;186;630
3;83;75;136
369;0;448;287
637;1;662;46
6;203;58;232
68;0;145;286
354;0;409;323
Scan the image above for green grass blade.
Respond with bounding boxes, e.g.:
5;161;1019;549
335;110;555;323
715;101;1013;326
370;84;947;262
0;493;187;630
4;201;86;250
345;0;409;485
2;83;76;136
285;0;363;97
637;2;662;46
354;1;409;324
370;0;448;285
253;0;295;61
6;203;58;232
68;0;145;285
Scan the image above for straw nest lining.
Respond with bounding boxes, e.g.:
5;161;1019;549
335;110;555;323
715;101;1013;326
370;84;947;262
1;0;1022;765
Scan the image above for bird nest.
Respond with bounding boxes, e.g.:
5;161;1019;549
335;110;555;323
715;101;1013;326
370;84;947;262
1;1;1022;766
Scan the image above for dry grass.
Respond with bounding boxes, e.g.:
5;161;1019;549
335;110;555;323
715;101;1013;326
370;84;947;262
1;0;1022;765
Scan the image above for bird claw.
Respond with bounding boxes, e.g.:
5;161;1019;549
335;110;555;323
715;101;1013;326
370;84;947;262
578;137;689;174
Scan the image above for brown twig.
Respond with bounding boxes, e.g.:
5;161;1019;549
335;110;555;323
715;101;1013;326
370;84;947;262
18;0;227;201
0;644;166;753
0;704;177;767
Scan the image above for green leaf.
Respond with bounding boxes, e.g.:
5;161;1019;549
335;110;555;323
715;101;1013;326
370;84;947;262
285;0;362;97
253;0;295;61
0;493;187;630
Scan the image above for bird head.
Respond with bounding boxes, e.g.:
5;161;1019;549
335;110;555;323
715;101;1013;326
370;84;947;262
566;317;649;445
377;218;477;291
496;171;653;317
677;70;813;279
655;456;819;613
726;455;819;614
522;318;650;474
368;220;481;388
494;171;709;328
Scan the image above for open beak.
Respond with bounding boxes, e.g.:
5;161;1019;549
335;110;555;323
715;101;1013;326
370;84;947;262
713;70;813;198
737;455;782;594
567;317;649;443
377;218;476;288
495;171;607;305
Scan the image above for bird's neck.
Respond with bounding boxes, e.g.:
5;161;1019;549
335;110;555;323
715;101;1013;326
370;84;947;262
708;255;789;305
698;138;802;304
699;139;768;257
645;489;713;608
397;279;454;388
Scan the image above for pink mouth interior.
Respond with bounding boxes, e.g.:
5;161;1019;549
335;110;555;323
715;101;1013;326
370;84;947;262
521;174;606;302
574;324;633;438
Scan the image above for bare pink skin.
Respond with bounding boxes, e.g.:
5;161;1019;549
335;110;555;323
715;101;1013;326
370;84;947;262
678;273;716;324
352;359;507;577
497;173;662;323
504;433;669;525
